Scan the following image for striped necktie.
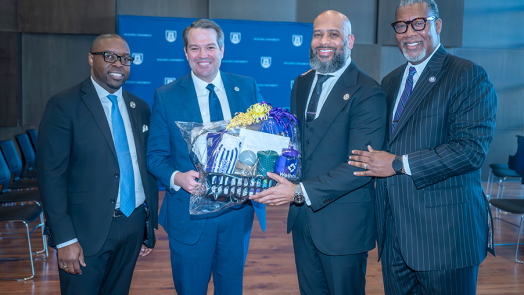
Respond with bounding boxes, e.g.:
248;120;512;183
392;66;416;134
107;94;135;217
306;74;332;122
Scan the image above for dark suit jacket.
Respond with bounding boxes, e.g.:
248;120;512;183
289;62;387;255
376;45;497;271
37;78;158;256
146;71;266;246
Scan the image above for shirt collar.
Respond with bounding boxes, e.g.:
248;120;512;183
90;76;123;101
191;71;224;95
316;56;352;78
407;43;441;75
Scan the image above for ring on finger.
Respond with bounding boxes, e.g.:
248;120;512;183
62;265;68;270
364;163;367;169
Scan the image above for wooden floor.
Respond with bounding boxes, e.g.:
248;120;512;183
1;182;524;294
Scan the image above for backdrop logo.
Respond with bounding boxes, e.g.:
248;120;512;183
230;32;241;44
261;57;272;68
164;77;176;84
290;80;294;89
132;53;143;65
165;30;177;42
292;35;303;47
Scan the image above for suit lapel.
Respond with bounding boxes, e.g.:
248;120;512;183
305;62;361;159
221;71;245;114
80;78;117;158
388;46;448;145
122;91;144;168
179;75;203;123
296;71;315;152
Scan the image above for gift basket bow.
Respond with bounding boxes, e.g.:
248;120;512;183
176;102;301;216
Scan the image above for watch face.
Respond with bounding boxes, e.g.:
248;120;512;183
392;157;403;173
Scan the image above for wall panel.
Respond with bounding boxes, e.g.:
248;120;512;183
296;0;377;44
21;34;96;126
117;0;208;18
210;0;295;22
19;0;115;34
0;32;19;127
0;0;18;32
352;44;381;83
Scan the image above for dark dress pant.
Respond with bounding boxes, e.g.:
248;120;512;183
168;203;254;295
381;201;479;295
292;205;368;295
59;206;146;295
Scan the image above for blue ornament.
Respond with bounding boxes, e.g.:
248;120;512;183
239;150;257;166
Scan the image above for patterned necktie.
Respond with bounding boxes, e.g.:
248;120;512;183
306;74;332;122
392;66;417;134
206;83;224;122
107;95;135;217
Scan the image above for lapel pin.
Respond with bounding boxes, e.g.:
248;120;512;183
343;93;350;100
143;125;148;132
130;101;136;108
429;76;436;83
234;86;239;92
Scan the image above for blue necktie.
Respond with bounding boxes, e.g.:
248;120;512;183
107;95;135;217
392;66;416;134
206;83;224;122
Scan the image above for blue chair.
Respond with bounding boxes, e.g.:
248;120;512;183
26;129;38;153
14;134;37;179
0;149;47;258
0;141;38;190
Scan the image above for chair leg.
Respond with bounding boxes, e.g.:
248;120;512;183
501;177;507;199
516;215;524;264
487;169;493;198
21;221;35;281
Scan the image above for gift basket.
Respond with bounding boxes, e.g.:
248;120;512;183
176;102;301;215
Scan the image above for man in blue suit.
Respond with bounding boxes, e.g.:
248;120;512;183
146;19;266;295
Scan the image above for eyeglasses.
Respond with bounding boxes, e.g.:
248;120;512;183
391;16;437;34
91;52;134;66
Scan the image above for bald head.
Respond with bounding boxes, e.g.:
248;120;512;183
90;34;127;53
314;10;352;37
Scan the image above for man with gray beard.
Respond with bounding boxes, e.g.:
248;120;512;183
250;10;386;294
348;0;497;293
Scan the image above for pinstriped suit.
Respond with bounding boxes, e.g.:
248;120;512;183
376;45;497;292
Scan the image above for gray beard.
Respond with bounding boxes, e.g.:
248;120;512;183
402;45;427;63
309;44;349;74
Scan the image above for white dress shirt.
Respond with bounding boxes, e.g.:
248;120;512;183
57;77;146;248
170;71;232;191
301;57;352;206
392;44;441;175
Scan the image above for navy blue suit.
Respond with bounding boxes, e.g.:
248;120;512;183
147;71;266;295
377;46;497;294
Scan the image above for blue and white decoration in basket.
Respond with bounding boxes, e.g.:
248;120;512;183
118;15;313;108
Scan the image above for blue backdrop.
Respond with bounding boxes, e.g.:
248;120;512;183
117;15;313;109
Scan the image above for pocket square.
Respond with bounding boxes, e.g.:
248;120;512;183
143;125;148;132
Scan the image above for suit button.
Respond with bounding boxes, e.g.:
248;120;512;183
306;141;309;145
110;199;116;204
114;173;119;178
384;182;387;187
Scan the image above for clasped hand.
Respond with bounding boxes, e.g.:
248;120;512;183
348;145;397;177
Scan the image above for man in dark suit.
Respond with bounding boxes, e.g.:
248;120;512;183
37;34;158;295
348;0;497;294
146;19;266;295
251;10;386;294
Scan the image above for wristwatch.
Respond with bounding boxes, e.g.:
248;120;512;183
294;184;305;204
392;155;404;175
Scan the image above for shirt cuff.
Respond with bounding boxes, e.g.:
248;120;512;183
170;171;181;191
300;183;312;206
57;238;78;249
403;155;412;175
